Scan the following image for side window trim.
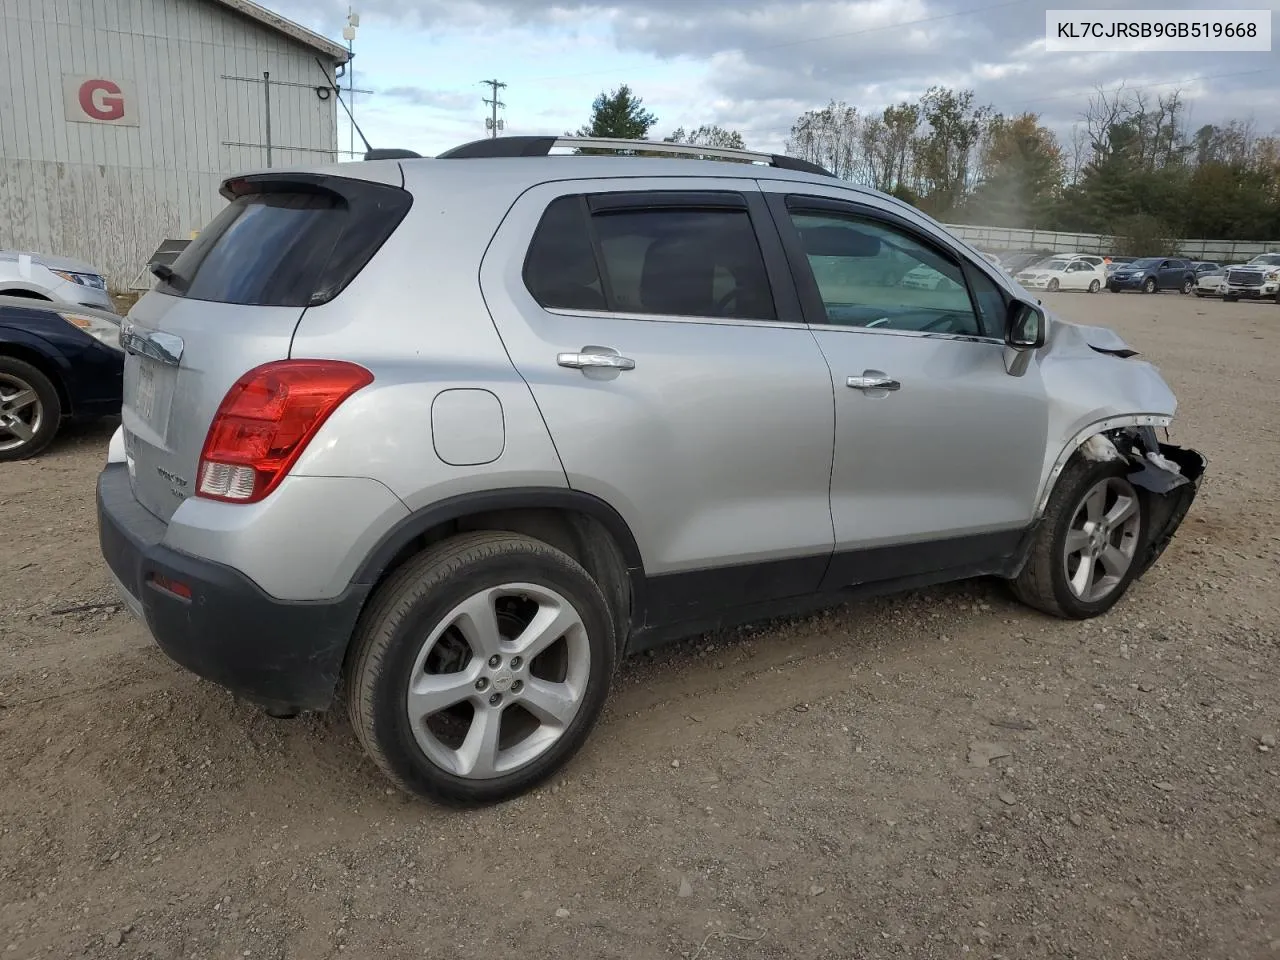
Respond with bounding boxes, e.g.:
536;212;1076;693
763;191;1004;340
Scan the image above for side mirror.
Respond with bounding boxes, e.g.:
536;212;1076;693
1005;299;1045;350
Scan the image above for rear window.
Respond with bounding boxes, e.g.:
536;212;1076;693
158;177;411;307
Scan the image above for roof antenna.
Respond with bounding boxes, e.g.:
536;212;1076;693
314;55;373;157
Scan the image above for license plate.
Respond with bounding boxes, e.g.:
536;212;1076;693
136;363;156;423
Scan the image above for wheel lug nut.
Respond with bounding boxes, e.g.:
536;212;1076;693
487;655;501;669
510;656;522;670
511;680;523;693
475;677;488;692
488;693;502;706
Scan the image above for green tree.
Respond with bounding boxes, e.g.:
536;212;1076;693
914;87;992;218
965;113;1064;227
573;84;657;141
664;125;746;150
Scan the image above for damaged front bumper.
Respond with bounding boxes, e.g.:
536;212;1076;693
1120;431;1207;577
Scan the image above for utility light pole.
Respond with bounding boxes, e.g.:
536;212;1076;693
343;9;360;158
481;79;506;138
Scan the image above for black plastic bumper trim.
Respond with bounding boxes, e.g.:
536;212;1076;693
97;464;368;712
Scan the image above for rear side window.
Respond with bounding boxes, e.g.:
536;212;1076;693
159;178;412;307
523;193;777;322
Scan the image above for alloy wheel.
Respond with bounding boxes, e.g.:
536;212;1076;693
1062;477;1141;603
405;582;590;779
0;373;43;453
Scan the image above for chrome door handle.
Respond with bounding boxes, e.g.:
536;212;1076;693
557;352;635;371
847;375;900;391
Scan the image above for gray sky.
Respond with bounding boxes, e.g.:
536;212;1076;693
277;0;1280;157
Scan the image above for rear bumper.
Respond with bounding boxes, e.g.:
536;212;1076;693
97;463;369;712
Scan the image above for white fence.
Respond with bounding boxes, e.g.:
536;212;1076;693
943;224;1280;262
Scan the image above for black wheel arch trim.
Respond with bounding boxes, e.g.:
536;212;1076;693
351;486;647;587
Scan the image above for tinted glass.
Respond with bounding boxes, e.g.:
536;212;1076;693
164;193;344;306
523;196;607;311
591;207;776;321
787;209;988;337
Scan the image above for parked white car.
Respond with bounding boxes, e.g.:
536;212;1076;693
1193;266;1229;297
0;251;113;311
1015;258;1107;293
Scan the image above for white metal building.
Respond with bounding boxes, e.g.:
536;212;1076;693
0;0;349;289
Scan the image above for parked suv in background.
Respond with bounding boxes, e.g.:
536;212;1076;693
1107;257;1196;294
1221;253;1280;302
97;137;1206;806
0;250;114;312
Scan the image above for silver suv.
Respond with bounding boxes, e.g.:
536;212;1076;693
97;137;1206;805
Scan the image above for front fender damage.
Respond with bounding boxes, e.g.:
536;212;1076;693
1083;426;1207;577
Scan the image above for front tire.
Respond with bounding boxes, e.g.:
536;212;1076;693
1010;459;1145;619
1047;278;1060;292
1224;295;1238;303
0;357;61;462
1142;277;1158;294
347;531;617;805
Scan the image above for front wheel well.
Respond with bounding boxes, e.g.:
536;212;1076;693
365;505;635;650
0;289;53;301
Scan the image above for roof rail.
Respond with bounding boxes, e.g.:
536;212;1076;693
434;136;835;177
364;148;423;161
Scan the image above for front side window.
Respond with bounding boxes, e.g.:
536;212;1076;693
523;194;776;321
785;207;995;337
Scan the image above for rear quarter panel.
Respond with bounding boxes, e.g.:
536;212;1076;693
287;163;569;508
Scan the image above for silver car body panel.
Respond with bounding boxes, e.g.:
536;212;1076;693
479;175;836;575
107;153;1184;604
0;249;113;311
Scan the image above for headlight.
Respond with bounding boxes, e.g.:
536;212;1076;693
59;310;123;352
50;269;107;290
1267;271;1280;281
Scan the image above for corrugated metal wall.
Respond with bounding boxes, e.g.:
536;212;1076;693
0;0;340;289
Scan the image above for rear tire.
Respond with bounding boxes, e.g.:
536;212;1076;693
1180;278;1193;295
347;531;617;806
1088;279;1100;293
0;356;61;462
1010;458;1146;620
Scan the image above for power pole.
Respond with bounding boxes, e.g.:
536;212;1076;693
481;79;506;138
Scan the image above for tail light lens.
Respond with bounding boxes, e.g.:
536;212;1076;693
196;359;373;504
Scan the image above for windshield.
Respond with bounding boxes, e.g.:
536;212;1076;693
1249;254;1280;265
1044;260;1069;271
1129;258;1161;268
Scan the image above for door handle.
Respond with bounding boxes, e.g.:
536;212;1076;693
847;375;900;391
557;352;635;371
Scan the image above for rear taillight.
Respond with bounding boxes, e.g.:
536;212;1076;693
196;359;373;504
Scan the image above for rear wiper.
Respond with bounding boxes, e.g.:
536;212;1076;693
150;262;188;292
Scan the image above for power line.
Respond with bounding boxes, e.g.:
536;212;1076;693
481;78;507;138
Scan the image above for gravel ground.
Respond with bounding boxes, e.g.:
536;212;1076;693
1;291;1278;960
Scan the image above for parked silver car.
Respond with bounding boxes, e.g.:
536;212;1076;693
0;250;113;311
96;137;1206;805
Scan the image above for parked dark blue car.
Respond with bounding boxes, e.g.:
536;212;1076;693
1107;257;1196;295
0;295;123;460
